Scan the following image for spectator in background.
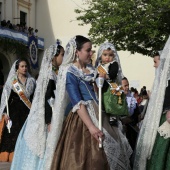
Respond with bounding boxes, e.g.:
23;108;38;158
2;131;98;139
153;51;160;68
121;77;140;152
0;20;7;27
131;88;139;101
0;19;38;36
140;86;147;96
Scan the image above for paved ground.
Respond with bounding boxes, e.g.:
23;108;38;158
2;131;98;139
0;162;11;170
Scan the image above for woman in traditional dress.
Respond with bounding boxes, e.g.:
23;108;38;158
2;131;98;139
0;59;36;162
10;44;64;170
133;36;170;170
51;35;132;170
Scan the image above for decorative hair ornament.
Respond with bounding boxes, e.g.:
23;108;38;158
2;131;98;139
56;39;62;46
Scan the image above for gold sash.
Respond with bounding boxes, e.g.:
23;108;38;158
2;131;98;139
12;79;31;109
97;65;108;75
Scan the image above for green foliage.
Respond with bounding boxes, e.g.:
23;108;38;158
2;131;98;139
75;0;170;56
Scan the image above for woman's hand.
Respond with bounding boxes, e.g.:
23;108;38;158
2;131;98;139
166;111;170;123
4;114;10;124
77;105;104;143
88;125;104;143
99;73;106;79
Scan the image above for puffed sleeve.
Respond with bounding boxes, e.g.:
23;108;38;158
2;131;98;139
66;72;88;113
108;61;119;80
45;79;56;124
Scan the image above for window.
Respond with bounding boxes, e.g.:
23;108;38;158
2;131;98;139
20;11;27;25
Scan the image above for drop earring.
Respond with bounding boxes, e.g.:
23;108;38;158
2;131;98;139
76;55;79;62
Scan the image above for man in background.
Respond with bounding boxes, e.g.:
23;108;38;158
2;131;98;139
121;77;140;151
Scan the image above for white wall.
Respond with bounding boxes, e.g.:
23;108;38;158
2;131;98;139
36;0;90;48
119;51;155;91
35;0;155;90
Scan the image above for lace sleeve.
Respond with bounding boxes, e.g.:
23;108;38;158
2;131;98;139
72;100;88;113
158;121;170;139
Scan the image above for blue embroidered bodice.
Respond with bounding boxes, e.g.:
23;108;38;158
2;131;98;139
66;65;97;108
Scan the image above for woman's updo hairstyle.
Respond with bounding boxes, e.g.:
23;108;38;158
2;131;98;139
15;58;28;71
54;45;64;57
75;35;91;51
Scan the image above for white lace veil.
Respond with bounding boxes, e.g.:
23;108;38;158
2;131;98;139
95;42;124;84
0;61;17;120
0;60;35;120
134;36;170;170
38;37;77;170
23;44;59;158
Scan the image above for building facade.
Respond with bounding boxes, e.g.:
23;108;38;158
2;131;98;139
0;0;44;80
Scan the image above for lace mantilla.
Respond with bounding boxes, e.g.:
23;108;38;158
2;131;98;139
72;100;88;113
87;100;132;170
62;37;76;65
41;37;77;169
134;36;170;170
95;42;124;84
68;64;97;82
42;64;71;170
24;44;59;159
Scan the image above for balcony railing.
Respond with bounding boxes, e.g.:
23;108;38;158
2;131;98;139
0;26;44;49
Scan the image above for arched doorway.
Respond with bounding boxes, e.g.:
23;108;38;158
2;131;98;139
0;52;10;82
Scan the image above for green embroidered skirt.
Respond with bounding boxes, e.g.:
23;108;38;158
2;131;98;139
146;114;170;170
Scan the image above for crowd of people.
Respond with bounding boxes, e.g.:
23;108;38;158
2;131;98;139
0;34;169;170
0;20;38;36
